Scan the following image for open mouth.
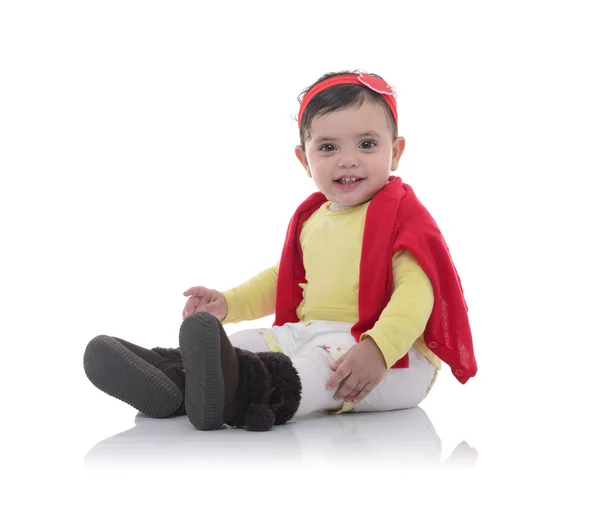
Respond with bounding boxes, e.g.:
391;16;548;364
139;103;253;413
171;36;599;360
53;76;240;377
334;177;365;188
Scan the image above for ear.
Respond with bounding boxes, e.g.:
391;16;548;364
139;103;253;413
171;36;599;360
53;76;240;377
392;136;406;166
295;145;312;178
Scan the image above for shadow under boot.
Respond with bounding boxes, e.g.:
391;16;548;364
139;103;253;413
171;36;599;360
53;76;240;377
179;312;302;431
84;335;186;418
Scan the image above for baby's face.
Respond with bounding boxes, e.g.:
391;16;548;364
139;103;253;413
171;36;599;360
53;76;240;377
300;101;400;207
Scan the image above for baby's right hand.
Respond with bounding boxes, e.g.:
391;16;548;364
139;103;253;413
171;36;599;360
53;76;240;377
182;286;228;322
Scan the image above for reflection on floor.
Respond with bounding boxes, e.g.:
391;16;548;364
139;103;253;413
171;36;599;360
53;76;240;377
84;406;477;468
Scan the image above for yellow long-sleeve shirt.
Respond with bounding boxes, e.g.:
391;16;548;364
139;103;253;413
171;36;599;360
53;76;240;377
222;200;441;370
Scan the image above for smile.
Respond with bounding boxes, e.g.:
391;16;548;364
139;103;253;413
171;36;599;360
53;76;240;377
334;177;365;189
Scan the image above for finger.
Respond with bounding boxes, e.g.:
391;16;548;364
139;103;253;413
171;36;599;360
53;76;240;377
345;382;367;402
329;355;344;371
183;296;200;318
185;296;200;312
326;365;351;391
353;382;374;403
335;377;360;401
183;286;208;297
329;350;349;371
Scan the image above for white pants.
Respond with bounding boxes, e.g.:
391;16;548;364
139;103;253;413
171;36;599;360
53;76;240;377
228;320;438;419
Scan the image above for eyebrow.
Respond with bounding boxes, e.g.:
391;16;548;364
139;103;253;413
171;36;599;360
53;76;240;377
312;131;381;144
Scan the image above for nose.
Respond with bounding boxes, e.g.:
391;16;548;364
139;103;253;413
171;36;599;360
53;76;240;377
337;153;359;169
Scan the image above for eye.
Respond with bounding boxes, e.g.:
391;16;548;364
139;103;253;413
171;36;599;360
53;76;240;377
318;144;336;152
360;140;377;149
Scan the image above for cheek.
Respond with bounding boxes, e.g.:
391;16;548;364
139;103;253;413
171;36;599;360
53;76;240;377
305;153;318;169
372;154;392;173
311;170;326;185
306;159;327;179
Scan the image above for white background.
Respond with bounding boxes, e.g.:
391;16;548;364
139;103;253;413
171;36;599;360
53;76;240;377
1;0;598;505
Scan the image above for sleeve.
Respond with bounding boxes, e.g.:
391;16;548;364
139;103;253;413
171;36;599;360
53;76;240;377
360;251;434;369
221;263;279;324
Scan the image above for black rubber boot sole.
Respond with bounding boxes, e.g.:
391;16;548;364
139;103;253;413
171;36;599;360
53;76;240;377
179;313;225;430
84;335;183;418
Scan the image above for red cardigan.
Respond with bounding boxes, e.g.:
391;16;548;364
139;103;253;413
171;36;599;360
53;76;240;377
274;176;477;384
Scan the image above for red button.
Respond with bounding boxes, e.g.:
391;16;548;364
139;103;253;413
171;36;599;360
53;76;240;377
428;341;438;349
455;369;464;377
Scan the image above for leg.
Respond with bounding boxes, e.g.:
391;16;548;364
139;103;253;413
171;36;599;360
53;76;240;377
227;328;271;353
292;346;345;417
354;348;437;412
291;344;437;418
289;326;358;417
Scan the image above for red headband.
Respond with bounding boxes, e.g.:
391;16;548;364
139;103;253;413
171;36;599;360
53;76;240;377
298;73;398;128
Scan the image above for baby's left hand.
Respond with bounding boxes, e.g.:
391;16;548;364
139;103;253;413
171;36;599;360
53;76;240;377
326;337;387;404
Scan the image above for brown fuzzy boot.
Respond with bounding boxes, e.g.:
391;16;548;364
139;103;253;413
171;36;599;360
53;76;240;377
179;312;302;431
84;335;186;418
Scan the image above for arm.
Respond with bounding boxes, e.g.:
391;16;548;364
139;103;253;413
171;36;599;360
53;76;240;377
361;250;434;368
221;263;279;324
326;250;434;403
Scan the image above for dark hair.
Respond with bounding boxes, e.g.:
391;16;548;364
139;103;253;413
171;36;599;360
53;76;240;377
296;69;398;149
